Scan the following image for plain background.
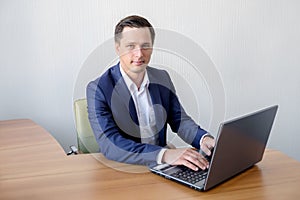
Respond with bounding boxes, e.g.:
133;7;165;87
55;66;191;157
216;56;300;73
1;0;299;161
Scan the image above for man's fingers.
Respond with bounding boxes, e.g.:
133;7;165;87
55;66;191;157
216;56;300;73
183;150;209;170
182;160;199;171
201;145;212;156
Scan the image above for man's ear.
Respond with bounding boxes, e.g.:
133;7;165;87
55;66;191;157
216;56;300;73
115;42;120;55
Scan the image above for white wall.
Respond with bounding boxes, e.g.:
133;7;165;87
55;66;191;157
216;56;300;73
1;0;299;161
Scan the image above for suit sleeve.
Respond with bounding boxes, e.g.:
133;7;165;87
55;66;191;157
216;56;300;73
86;79;162;167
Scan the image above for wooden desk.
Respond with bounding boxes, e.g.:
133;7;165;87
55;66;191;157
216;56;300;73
1;119;300;200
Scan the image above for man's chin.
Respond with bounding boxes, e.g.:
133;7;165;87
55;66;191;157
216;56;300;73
131;63;147;68
130;65;147;73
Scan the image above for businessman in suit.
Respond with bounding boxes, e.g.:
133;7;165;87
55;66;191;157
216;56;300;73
87;15;215;171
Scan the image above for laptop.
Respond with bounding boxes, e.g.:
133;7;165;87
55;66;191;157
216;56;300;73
149;105;278;191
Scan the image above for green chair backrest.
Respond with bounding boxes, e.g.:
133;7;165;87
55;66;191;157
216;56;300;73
74;98;99;153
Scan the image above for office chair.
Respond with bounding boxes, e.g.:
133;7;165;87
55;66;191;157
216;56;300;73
73;98;99;153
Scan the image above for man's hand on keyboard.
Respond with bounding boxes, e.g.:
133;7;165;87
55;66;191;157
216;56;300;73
162;148;210;171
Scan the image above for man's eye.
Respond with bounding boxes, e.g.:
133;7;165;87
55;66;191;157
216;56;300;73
141;44;151;49
126;44;135;49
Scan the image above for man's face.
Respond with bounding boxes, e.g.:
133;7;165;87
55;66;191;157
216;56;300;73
115;27;153;76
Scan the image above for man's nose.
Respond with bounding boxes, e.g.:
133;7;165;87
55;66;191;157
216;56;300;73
133;47;143;57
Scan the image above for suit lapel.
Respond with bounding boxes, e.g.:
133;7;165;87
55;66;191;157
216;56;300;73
111;63;139;126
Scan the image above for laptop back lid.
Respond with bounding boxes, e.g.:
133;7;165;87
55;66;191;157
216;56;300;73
204;105;278;190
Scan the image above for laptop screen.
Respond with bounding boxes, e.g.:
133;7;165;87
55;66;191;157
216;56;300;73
204;105;278;190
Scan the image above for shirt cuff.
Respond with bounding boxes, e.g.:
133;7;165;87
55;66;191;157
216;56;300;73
199;133;214;146
156;148;167;164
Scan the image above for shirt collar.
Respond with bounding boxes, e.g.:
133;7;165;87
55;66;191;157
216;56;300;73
119;64;149;93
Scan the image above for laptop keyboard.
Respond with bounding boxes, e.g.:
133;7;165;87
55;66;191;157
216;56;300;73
170;166;208;184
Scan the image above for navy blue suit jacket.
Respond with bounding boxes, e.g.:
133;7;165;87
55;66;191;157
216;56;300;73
86;63;207;166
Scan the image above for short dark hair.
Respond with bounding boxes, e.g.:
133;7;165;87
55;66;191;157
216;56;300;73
114;15;155;44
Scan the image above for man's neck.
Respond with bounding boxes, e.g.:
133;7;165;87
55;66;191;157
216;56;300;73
129;72;145;89
120;65;145;89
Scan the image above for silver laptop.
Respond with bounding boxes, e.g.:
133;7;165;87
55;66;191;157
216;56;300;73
149;105;278;191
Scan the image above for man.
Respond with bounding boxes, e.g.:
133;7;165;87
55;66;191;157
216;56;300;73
87;15;215;171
